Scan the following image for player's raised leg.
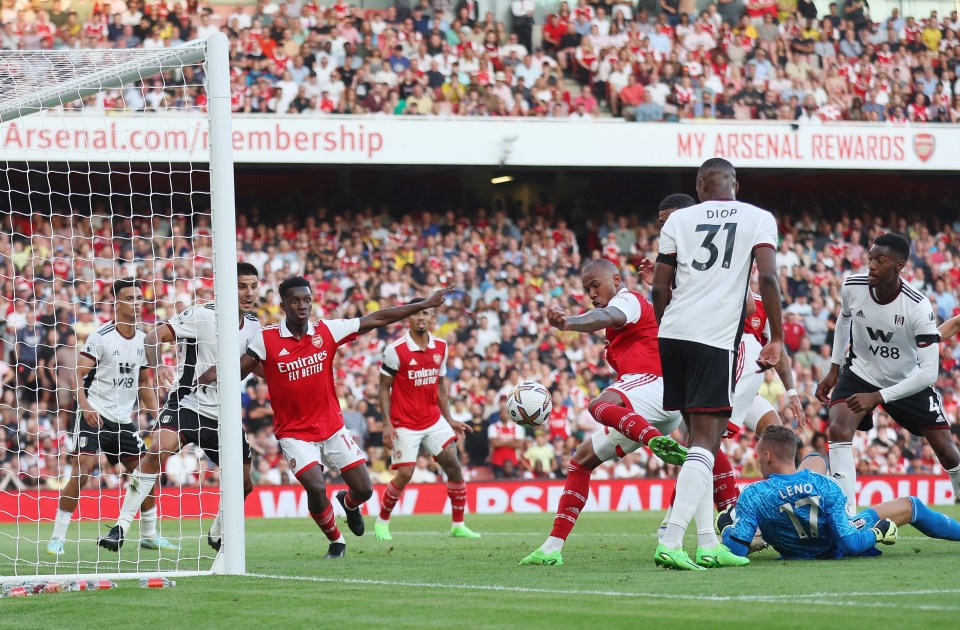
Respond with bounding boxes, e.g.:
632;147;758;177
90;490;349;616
588;389;685;464
337;454;373;538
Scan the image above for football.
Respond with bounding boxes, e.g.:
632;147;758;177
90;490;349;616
506;381;553;426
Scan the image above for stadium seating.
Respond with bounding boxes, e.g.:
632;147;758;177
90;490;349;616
0;0;957;121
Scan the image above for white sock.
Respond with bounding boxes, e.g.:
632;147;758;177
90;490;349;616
658;506;673;540
661;447;715;550
116;470;158;534
541;535;564;554
828;441;856;516
51;508;72;541
695;489;719;548
210;509;223;540
452;520;464;528
947;464;960;502
334;534;345;544
140;507;158;539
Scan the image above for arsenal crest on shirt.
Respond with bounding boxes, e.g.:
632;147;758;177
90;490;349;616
312;335;323;348
433;354;442;365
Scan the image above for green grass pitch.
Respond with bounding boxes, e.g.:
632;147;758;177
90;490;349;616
2;509;959;629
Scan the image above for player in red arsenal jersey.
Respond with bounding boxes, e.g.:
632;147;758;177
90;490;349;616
374;300;480;541
520;257;688;566
240;277;453;559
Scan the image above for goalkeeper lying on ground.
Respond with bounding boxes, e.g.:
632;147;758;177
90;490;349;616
718;425;960;559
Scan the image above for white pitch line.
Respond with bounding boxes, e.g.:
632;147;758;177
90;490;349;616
245;573;960;611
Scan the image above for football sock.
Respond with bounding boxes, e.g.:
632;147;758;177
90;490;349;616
945;463;960;502
140;506;158;539
116;470;158;534
378;480;403;522
828;441;857;516
311;504;343;543
51;508;72;541
661;447;714;550
210;509;223;540
695;486;719;548
592;401;661;445
713;450;740;511
908;496;960;540
447;481;467;525
546;461;592;548
343;491;363;511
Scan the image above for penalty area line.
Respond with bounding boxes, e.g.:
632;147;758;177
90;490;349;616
245;573;960;611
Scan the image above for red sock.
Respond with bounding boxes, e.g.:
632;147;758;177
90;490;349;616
712;450;740;511
344;491;363;512
379;480;403;521
447;481;467;523
592;401;662;445
310;504;341;542
549;462;592;541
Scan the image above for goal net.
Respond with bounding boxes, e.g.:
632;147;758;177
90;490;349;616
0;34;245;583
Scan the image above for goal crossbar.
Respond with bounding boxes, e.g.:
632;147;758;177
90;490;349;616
0;40;208;123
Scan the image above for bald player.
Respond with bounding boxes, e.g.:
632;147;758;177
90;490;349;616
520;257;687;565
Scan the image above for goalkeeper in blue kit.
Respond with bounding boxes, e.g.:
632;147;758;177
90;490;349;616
719;425;960;560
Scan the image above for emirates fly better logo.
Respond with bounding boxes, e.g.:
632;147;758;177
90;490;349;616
912;133;935;163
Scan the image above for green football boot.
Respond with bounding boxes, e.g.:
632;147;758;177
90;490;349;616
519;549;563;566
654;544;706;570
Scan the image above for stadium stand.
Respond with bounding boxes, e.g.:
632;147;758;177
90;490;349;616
0;0;957;121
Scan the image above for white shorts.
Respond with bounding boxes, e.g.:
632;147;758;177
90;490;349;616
730;335;764;431
279;427;366;478
593;374;683;462
391;417;457;469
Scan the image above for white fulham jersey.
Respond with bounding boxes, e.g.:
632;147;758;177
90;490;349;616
79;323;148;425
165;303;261;420
837;274;940;390
658;199;778;350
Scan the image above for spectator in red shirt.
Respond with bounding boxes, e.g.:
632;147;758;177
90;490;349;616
619;74;645;120
570;85;597;114
782;311;807;353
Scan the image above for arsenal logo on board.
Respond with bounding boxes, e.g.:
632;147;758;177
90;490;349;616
913;133;935;163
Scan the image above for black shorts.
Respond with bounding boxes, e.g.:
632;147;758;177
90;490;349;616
72;412;145;466
659;338;736;415
830;368;949;436
157;405;252;466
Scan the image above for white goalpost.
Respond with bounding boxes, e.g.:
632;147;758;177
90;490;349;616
0;33;245;583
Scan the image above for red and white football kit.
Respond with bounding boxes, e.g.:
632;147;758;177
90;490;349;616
246;318;365;477
591;288;682;462
380;332;455;469
726;293;777;437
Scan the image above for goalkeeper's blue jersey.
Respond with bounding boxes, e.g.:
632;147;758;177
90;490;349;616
723;470;876;560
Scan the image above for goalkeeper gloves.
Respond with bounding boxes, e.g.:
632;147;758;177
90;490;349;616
871;518;898;545
715;506;735;536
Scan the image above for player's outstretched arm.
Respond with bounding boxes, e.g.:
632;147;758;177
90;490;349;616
754;246;783;370
939;315;960;342
357;285;455;334
547;305;626;333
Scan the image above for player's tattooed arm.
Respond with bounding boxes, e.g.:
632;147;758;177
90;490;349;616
546;305;626;333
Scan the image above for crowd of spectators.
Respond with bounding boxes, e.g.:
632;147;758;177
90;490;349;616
2;194;960;494
2;0;960;122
